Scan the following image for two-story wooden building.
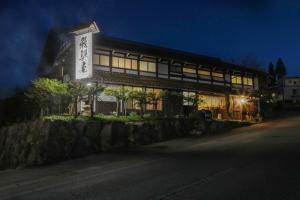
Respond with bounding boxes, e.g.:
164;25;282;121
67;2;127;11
38;21;265;120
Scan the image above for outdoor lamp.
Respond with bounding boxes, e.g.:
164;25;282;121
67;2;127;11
240;96;247;104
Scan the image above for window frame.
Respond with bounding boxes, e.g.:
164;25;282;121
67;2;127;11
183;65;197;76
243;76;253;86
198;69;211;77
139;60;157;73
93;54;110;66
211;71;224;78
231;75;242;85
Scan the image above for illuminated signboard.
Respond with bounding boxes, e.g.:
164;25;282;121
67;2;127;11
75;32;93;79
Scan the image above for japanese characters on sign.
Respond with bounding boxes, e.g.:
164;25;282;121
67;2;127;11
75;32;92;79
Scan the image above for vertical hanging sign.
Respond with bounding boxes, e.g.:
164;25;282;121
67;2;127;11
75;32;93;79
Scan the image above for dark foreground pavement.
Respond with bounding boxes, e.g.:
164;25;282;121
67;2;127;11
1;116;300;200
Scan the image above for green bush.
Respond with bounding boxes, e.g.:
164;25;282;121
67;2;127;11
44;115;89;122
128;112;142;121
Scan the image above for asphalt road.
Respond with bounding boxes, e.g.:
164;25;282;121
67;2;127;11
1;116;300;200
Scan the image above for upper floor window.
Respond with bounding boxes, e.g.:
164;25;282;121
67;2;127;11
183;66;196;75
170;62;182;74
211;71;224;78
125;58;138;70
112;56;125;68
198;70;211;76
231;75;242;84
170;66;182;73
93;54;110;66
139;61;156;72
243;77;253;86
158;61;169;75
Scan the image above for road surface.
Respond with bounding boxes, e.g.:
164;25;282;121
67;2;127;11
1;116;300;200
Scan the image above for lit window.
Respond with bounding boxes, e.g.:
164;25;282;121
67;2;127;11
231;75;242;84
112;57;119;68
119;58;124;68
139;61;148;71
198;70;211;76
243;77;253;86
125;59;131;69
148;62;156;72
248;78;253;86
183;67;196;74
212;72;224;78
100;55;110;66
112;56;126;68
132;60;138;70
123;58;138;70
139;61;156;72
93;54;110;66
146;88;163;110
198;95;225;110
93;54;100;65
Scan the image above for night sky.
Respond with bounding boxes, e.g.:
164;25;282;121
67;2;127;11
1;0;300;97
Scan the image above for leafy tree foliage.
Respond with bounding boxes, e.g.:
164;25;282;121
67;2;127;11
128;90;150;117
156;90;183;116
104;86;130;116
67;81;87;118
25;78;68;117
87;83;105;118
147;91;162;110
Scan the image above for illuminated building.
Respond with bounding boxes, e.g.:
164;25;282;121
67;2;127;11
38;22;265;119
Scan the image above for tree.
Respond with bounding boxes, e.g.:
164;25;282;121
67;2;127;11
25;78;69;117
129;90;150;117
67;81;87;118
104;86;130;116
87;83;105;118
268;62;276;87
275;58;287;80
119;86;130;116
147;91;165;117
159;90;183;116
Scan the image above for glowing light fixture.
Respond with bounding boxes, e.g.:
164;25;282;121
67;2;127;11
239;96;247;104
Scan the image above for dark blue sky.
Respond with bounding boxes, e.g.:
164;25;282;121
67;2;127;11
1;0;300;96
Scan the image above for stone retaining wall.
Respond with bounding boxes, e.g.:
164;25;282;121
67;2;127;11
0;118;249;170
